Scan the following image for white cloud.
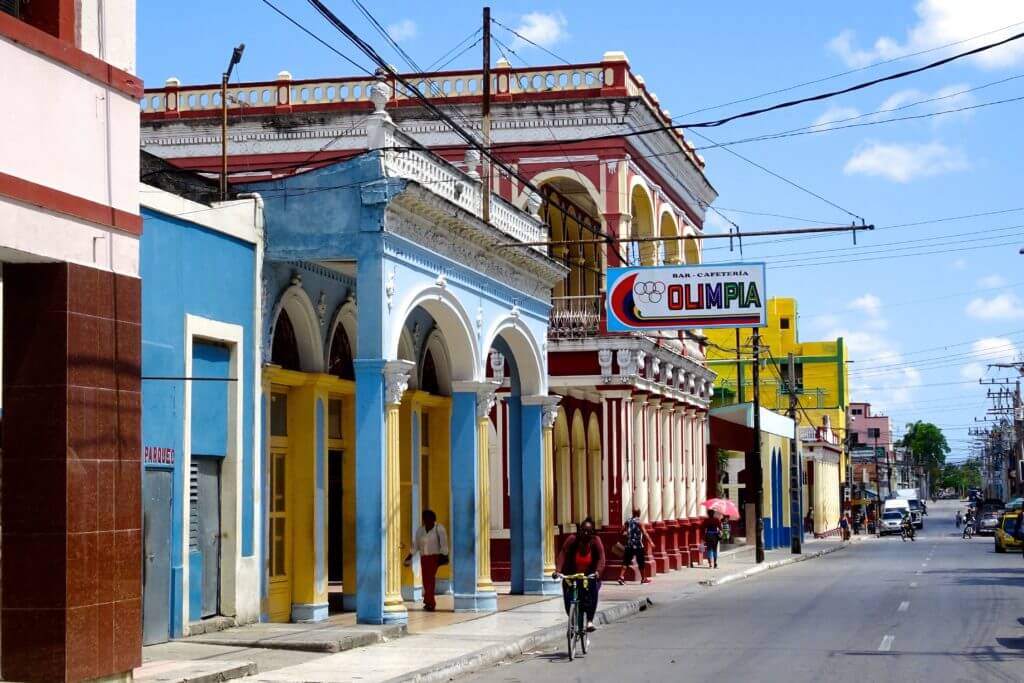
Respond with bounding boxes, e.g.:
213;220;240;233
844;141;968;183
386;19;417;42
952;258;968;270
978;274;1008;288
966;292;1024;319
960;337;1019;378
812;105;860;130
827;0;1024;69
849;293;882;316
512;12;568;48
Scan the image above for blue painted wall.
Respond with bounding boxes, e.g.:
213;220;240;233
141;207;257;639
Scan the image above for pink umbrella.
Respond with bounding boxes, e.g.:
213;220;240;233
702;498;740;520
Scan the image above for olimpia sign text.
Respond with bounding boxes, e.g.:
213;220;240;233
606;262;767;331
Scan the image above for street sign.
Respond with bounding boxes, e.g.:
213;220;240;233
606;262;767;331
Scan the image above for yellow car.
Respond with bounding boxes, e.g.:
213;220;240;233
995;512;1021;553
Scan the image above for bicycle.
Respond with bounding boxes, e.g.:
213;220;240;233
554;572;597;660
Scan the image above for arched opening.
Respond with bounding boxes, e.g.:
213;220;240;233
536;173;603;338
271;310;301;371
631;183;656;266
571;411;587;523
683;228;701;265
327;321;354;380
586;413;602;527
554;408;571;526
661;211;680;265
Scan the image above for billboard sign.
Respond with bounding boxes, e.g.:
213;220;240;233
606;262;767;332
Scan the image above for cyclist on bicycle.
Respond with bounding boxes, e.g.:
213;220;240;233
555;516;605;633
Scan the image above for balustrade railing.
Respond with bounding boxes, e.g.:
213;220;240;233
549;295;603;339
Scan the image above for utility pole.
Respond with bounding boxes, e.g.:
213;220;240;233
481;7;491;224
751;329;765;563
787;352;802;554
220;43;245;201
736;328;744;403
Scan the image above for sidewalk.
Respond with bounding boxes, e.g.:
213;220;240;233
137;535;856;683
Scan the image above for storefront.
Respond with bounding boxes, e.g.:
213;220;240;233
139;182;262;642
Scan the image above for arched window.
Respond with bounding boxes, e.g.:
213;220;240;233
327;325;354;380
271;310;301;371
421;349;440;395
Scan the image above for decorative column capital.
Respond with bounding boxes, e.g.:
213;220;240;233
383;359;415;405
525;395;562;430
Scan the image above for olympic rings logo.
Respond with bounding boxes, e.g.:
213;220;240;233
632;280;666;303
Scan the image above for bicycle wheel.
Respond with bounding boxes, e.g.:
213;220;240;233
580;607;589;654
567;603;577;661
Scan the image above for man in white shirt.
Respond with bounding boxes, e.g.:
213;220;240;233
404;509;448;611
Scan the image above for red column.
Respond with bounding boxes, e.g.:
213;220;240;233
2;263;142;682
598;392;628;579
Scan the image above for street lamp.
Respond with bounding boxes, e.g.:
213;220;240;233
220;43;245;201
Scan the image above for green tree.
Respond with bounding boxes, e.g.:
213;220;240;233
900;421;951;483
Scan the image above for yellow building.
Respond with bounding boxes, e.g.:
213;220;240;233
705;297;849;484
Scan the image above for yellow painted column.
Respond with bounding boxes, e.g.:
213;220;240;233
382;361;413;621
476;407;495;595
541;398;561;576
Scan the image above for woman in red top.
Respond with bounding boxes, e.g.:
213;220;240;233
554;516;605;632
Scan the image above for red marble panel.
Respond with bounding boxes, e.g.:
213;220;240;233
1;455;66;533
67;311;116;390
2;532;66;609
4;309;69;389
1;385;68;461
114;273;141;324
117;390;142;461
1;608;66;681
68;386;118;462
113;529;142;601
112;598;142;672
66;458;98;533
96;601;115;674
68;263;114;319
114;459;142;530
96;530;117;600
65;604;99;681
66;531;99;608
115;321;142;393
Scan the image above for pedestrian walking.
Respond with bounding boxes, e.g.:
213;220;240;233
703;509;723;568
840;514;850;541
404;509;448;612
955;510;962;528
804;507;814;534
616;507;653;584
556;516;605;632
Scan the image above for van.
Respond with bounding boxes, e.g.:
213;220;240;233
883;498;910;518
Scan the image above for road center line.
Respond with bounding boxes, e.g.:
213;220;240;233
898;601;910;612
910;582;918;588
878;635;895;652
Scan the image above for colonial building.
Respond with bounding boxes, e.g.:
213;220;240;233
1;2;143;680
139;51;715;611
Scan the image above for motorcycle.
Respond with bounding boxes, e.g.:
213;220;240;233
901;525;915;542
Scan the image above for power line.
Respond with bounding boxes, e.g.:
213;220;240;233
674;19;1024;118
426;27;482;71
496;28;1024;147
687;130;862;221
258;0;372;74
754;235;1024;270
696;90;1024;152
704;206;1024;253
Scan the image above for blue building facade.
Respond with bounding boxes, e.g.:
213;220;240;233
248;92;566;626
140;188;263;643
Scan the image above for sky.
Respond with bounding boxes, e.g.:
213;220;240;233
137;1;1024;461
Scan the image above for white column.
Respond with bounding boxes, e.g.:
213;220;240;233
647;398;662;522
662;404;675;521
633;394;647;521
673;406;684;521
686;407;698;518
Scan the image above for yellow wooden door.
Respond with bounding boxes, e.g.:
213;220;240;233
268;449;292;622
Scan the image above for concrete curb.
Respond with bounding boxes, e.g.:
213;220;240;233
135;660;257;683
188;624;406;653
386;597;653;683
699;542;849;587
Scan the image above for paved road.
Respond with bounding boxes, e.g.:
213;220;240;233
463;501;1024;682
